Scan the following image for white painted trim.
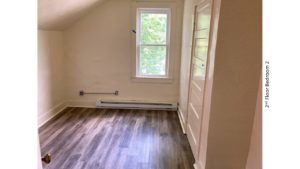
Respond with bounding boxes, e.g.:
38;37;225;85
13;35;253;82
38;102;68;127
193;163;199;169
136;8;171;78
131;76;174;83
199;161;205;169
188;124;197;145
177;107;186;134
194;160;205;169
131;1;179;83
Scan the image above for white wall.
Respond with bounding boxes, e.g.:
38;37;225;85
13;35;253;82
178;0;195;128
38;0;108;30
38;30;66;126
64;0;183;107
203;0;262;168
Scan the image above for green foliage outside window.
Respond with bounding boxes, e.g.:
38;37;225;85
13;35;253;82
139;13;168;76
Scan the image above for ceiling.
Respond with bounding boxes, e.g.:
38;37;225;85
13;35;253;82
38;0;107;30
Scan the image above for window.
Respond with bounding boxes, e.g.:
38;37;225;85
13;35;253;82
136;8;171;78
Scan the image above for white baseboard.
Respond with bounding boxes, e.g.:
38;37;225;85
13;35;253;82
38;102;67;127
177;107;187;134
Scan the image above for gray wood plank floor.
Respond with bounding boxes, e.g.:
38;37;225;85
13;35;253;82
39;107;195;169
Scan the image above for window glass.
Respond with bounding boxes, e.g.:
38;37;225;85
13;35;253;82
140;46;166;75
137;8;170;77
141;13;167;45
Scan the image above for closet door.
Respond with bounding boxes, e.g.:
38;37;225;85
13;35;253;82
186;1;212;158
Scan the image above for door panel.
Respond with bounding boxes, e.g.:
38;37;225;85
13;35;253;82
196;4;211;30
189;88;203;114
187;124;197;156
188;103;202;137
186;1;212;159
193;60;206;78
195;30;209;39
194;39;209;60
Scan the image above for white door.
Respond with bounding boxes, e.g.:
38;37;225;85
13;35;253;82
186;1;212;158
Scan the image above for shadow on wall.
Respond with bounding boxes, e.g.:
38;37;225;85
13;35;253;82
38;30;65;126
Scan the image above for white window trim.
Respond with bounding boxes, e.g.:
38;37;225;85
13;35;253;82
130;1;178;84
136;8;171;78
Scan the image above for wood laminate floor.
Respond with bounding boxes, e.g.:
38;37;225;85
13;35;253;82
39;107;195;169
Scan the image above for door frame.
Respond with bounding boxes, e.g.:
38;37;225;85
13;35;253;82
186;0;214;159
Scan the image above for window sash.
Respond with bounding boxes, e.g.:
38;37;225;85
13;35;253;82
137;44;168;77
136;8;171;78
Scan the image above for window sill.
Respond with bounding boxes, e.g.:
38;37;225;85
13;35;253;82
131;76;174;84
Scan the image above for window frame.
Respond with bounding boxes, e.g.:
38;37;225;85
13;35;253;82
136;8;171;78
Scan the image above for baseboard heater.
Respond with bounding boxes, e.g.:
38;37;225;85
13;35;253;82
96;100;177;110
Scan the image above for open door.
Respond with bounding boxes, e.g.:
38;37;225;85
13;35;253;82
186;0;213;158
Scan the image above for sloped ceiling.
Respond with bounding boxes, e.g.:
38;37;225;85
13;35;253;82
38;0;108;30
